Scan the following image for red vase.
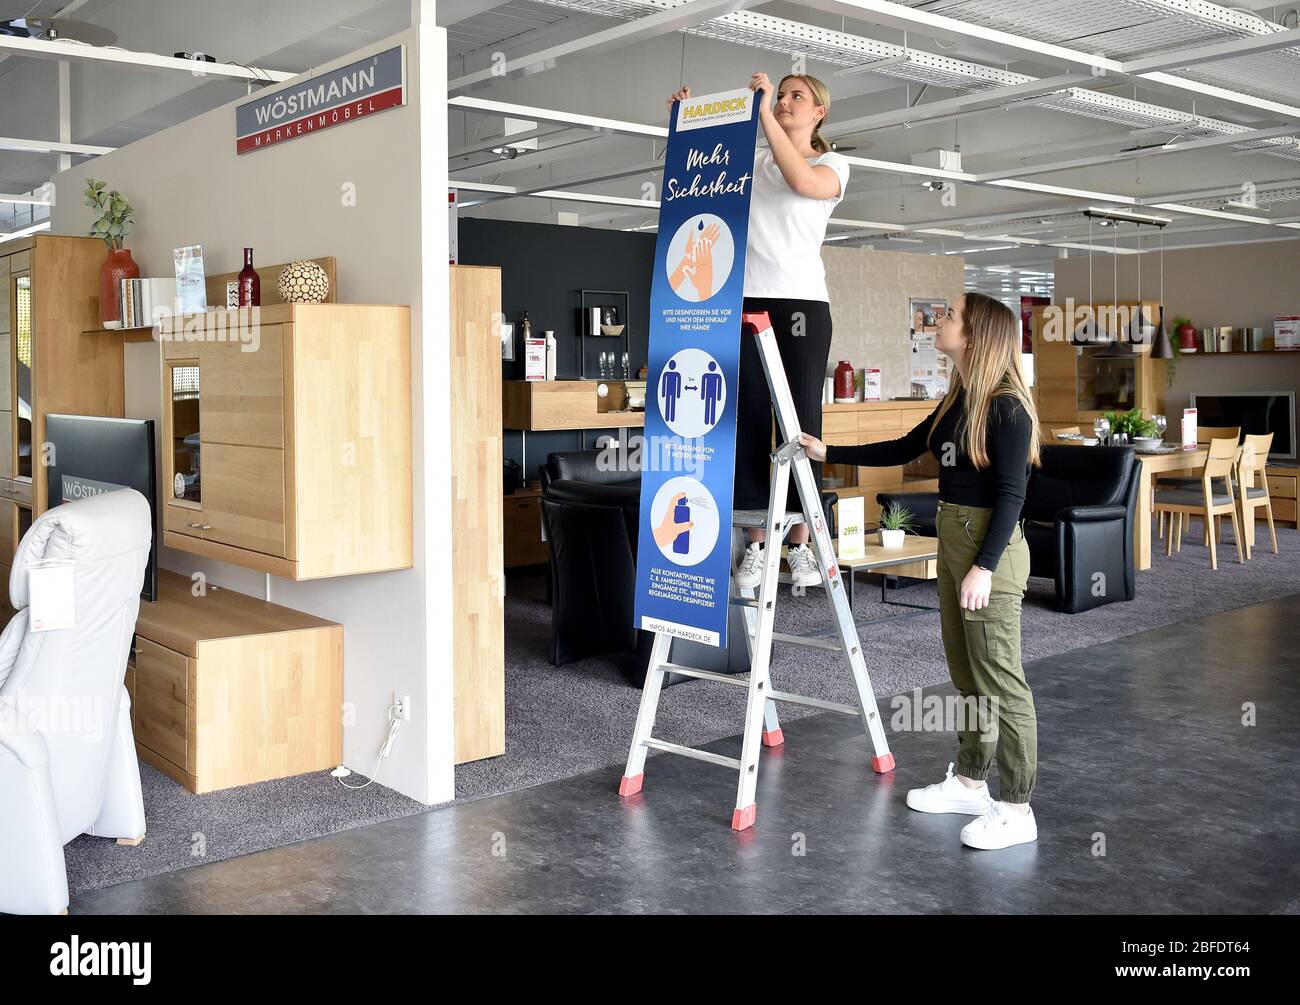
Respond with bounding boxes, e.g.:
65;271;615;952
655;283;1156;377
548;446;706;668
1176;324;1197;350
99;247;140;326
834;360;856;402
237;247;260;307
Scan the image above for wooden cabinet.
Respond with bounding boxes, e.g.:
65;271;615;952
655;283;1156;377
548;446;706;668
126;570;343;793
1266;464;1298;526
821;400;940;525
0;235;122;526
1032;301;1165;427
504;487;548;568
157;303;411;580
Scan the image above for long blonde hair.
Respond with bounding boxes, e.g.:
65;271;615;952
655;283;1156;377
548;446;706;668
778;74;832;154
929;293;1041;470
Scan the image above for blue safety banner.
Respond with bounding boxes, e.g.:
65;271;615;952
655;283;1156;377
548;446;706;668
632;87;759;647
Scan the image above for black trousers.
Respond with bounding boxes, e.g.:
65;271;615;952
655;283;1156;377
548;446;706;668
734;297;833;511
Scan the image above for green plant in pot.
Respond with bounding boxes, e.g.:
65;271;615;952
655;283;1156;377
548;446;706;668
85;178;139;328
877;502;916;548
1101;408;1160;442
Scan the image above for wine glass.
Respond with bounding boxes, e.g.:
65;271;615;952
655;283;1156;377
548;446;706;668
1153;414;1168;441
1093;415;1111;445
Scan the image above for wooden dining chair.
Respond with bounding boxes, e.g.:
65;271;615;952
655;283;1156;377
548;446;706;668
1154;436;1244;570
1235;432;1278;560
1156;424;1241;537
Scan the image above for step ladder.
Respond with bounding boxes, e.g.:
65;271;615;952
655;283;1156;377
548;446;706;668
619;311;895;831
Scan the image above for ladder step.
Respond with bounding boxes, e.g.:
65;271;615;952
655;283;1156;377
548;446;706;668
732;508;804;529
643;738;742;771
729;596;760;608
771;630;843;652
767;689;861;717
658;662;748;687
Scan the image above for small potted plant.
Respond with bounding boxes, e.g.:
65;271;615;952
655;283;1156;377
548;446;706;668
877;501;915;548
85;178;138;328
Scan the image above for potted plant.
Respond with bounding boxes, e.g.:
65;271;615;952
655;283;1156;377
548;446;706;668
877;502;915;548
1172;314;1197;353
1100;408;1160;441
85;178;138;328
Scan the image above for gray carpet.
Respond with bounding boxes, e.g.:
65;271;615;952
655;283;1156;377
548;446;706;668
65;518;1300;897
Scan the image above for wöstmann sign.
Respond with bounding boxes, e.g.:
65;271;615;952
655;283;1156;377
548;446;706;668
235;46;406;154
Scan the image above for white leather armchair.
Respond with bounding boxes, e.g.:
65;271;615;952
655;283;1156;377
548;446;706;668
0;489;152;915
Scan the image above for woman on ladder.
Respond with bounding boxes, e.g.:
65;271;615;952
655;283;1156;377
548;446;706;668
800;293;1043;850
666;71;850;590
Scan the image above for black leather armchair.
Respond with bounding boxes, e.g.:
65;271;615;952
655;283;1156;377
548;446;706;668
876;445;1140;614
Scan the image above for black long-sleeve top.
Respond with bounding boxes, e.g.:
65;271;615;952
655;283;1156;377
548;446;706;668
826;389;1032;570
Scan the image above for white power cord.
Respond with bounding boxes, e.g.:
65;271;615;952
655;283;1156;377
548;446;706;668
335;700;403;790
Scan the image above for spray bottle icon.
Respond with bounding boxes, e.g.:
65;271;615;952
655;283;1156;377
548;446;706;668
672;496;691;555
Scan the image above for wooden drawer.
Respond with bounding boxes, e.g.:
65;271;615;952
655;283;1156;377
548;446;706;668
133;637;190;772
822;411;858;434
1266;475;1297;500
504;494;540;525
857;409;904;432
1272;497;1297;523
164;501;205;539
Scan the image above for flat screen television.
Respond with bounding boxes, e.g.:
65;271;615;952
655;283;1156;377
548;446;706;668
1188;392;1296;461
45;414;158;602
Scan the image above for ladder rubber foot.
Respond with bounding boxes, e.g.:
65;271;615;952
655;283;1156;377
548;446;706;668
618;773;644;797
731;804;757;831
871;753;896;774
761;728;785;748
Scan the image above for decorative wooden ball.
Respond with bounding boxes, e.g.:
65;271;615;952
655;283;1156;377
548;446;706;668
276;260;330;303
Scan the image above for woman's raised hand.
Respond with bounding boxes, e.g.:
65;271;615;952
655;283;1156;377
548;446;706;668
798;432;827;462
667;86;691;117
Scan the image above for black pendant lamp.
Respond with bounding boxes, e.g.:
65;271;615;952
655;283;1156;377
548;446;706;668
1150;225;1175;359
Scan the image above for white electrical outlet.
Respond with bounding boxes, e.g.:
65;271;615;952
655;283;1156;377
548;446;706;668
393;692;411;721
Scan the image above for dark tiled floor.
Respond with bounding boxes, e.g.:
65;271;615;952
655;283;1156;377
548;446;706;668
71;596;1300;914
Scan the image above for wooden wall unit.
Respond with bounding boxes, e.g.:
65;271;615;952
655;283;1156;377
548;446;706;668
157;303;412;580
127;570;342;793
0;235;123;618
1032;301;1165;427
821;400;941;524
450;266;505;763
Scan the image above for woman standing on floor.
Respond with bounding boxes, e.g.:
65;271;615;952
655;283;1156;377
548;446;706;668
800;293;1043;850
666;71;850;590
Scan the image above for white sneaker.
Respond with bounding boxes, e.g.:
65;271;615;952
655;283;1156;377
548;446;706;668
735;542;764;590
786;543;821;589
960;803;1038;850
905;762;995;815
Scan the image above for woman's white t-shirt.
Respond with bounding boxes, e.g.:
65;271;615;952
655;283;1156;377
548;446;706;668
743;148;850;302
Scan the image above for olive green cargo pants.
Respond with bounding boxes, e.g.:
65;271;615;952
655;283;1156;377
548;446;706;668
934;500;1037;803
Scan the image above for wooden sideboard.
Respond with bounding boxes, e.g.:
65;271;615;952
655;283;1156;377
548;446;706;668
502;389;940;565
157;303;412;580
127;570;342;793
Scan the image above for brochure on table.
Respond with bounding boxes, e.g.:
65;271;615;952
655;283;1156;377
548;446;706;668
632;87;759;648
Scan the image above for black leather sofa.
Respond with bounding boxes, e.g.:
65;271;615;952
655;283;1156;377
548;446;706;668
877;444;1140;614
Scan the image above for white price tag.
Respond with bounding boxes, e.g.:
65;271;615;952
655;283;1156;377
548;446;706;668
29;559;76;632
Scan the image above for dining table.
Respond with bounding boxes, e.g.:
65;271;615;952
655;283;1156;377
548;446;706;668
1054;437;1209;571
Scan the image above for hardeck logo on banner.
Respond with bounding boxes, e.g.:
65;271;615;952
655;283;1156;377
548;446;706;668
235;46;406;154
632;87;759;648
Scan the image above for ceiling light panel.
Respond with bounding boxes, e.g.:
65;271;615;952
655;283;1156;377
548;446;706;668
891;0;1300;104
